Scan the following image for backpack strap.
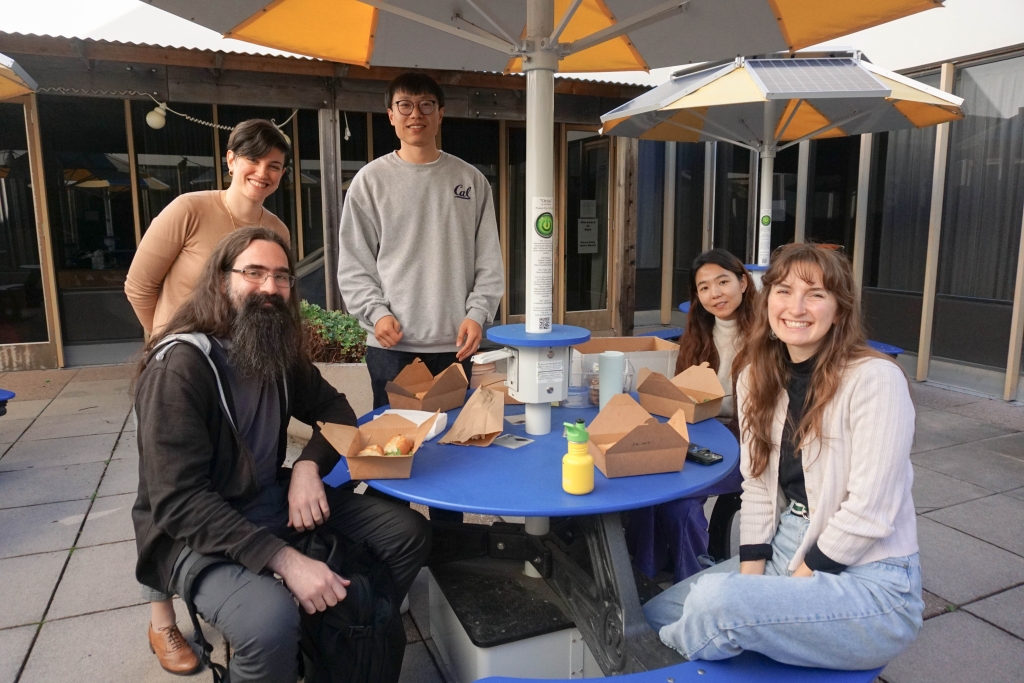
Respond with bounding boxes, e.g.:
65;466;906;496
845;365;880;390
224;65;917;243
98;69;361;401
180;554;233;683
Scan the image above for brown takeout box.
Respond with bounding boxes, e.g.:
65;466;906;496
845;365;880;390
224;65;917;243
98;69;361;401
317;412;439;480
385;359;468;413
473;372;522;405
440;386;505;447
636;362;725;423
586;394;690;478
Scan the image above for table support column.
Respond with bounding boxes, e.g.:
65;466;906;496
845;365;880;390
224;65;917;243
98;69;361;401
524;516;550;578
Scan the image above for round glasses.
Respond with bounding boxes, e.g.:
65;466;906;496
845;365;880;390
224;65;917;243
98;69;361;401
229;268;296;288
391;99;438;116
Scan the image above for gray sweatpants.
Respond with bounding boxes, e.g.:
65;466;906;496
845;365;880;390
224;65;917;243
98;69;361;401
167;483;431;683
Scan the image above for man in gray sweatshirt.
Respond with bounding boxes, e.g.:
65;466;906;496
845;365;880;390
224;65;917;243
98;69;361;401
338;72;504;411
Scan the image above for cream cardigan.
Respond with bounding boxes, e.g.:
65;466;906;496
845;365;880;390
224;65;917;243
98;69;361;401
736;356;918;572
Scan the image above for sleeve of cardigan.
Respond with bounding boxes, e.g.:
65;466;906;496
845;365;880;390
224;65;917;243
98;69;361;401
736;369;778;550
814;360;916;566
125;199;192;335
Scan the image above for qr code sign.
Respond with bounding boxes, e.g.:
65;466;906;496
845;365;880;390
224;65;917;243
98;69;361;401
538;317;551;330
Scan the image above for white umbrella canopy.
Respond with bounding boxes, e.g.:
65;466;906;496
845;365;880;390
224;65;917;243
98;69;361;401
145;0;946;330
601;55;964;263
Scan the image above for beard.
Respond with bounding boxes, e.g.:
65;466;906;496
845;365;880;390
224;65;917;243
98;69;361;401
227;290;301;382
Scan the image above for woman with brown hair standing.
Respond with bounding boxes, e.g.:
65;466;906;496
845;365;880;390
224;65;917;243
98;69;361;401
125;119;291;674
627;249;753;583
643;243;922;669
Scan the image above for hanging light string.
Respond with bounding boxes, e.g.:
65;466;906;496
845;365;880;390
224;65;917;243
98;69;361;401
36;87;298;132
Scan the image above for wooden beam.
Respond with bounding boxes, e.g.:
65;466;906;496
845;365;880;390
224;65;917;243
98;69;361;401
660;142;676;325
1004;202;1024;400
213;105;224;191
917;63;955;382
498;118;509;325
319;106;344;311
124;99;142;247
292;113;304;260
617;138;639;337
852;134;872;293
794;140;810;243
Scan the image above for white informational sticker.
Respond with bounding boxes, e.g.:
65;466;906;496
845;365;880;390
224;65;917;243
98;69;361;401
580;199;597;218
577;218;599;254
757;213;772;265
527;196;555;332
537;359;564;383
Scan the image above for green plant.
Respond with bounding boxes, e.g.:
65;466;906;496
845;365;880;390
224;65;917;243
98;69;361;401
301;301;367;364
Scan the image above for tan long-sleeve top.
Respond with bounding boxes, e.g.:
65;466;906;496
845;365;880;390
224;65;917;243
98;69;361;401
125;191;290;335
737;356;918;572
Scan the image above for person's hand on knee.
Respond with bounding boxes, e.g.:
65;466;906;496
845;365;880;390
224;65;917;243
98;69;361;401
288;461;330;531
268;547;351;614
374;315;403;348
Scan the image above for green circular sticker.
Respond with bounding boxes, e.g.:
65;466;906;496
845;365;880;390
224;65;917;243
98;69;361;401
760;215;771;226
536;212;554;238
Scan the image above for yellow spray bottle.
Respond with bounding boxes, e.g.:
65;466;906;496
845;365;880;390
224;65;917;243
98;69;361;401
562;420;594;495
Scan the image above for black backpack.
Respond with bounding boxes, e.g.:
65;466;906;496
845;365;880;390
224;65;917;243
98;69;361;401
182;527;405;683
294;528;406;683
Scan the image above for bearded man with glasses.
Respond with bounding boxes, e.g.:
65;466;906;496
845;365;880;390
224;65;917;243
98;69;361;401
338;72;504;522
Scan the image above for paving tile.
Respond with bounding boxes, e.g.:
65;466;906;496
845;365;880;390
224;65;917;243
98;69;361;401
76;493;136;548
0;462;106;509
37;393;132;419
96;456;139;498
69;364;135;381
912;443;1024;492
47;541;145;620
910;382;985;410
964;584;1024;639
18;412;127;441
917;517;1024;605
0;551;67;628
398;641;443;683
1006;487;1024;501
54;378;130;399
0;370;77;401
20;601;226;683
911;410;1014;454
2;399;51;420
0;625;36;683
911;465;994;510
0;433;119;472
0;418;33;443
112;430;138;461
0;499;90;559
944;398;1024;432
881;611;1024;683
921;590;954;620
925;494;1024;557
965;432;1024;461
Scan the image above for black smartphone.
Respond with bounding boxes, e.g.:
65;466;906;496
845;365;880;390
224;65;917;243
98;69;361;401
686;443;724;466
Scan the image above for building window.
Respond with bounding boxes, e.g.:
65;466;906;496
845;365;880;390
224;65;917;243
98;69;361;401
635;141;665;311
806;137;860;250
713;143;752;262
0;103;47;344
38;95;141;345
672;142;706;307
296;109;324;259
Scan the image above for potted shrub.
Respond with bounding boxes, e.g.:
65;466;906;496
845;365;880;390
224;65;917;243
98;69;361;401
290;302;373;440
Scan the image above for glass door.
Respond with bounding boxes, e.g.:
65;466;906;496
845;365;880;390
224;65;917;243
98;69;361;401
562;128;612;331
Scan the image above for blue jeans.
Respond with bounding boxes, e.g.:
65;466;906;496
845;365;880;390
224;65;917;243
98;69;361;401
643;511;923;670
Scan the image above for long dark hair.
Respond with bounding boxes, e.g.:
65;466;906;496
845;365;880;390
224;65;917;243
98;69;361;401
736;243;894;478
138;227;303;373
675;249;754;375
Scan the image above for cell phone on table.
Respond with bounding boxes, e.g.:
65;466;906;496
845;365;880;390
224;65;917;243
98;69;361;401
687;443;724;466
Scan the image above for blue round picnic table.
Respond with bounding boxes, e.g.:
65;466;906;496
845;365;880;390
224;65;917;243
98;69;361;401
322;396;739;518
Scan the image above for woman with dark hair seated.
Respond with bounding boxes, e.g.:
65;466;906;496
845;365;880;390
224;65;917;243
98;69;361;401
643;243;922;669
627;249;752;583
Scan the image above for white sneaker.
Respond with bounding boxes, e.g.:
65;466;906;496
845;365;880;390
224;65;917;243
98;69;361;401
400;595;410;615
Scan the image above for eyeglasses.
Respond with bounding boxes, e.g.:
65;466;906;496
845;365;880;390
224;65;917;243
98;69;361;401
229;268;296;288
391;99;438;116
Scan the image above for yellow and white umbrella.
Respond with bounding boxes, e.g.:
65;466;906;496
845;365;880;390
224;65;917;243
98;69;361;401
147;0;945;329
601;55;964;263
0;53;37;100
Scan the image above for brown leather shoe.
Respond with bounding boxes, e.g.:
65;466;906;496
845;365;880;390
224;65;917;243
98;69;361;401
148;623;201;675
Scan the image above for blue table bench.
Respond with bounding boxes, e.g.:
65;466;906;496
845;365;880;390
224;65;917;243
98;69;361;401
636;327;684;341
0;389;14;417
481;650;882;683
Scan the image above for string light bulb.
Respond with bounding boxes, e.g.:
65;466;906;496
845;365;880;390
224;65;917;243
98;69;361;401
145;104;167;129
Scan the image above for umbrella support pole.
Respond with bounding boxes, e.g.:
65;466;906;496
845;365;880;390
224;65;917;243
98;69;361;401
757;148;775;265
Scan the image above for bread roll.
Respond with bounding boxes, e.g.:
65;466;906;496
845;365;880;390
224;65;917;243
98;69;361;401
357;444;385;457
384;435;414;456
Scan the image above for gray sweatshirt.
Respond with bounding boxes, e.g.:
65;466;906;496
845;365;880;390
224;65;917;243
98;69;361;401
338;151;504;353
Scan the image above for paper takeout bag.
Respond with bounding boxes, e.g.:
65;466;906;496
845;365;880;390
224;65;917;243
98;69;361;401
474;372;522;405
586;393;689;478
385;359;468;413
317;412;439;479
636;362;725;423
439;386;505;447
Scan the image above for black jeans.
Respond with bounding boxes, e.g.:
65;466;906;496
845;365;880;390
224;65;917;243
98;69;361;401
364;346;471;524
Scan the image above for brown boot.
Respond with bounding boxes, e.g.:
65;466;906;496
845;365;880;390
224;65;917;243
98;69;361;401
148;623;201;675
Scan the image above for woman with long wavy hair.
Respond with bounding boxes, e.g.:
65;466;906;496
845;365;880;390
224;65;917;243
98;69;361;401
642;243;923;669
627;249;753;583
